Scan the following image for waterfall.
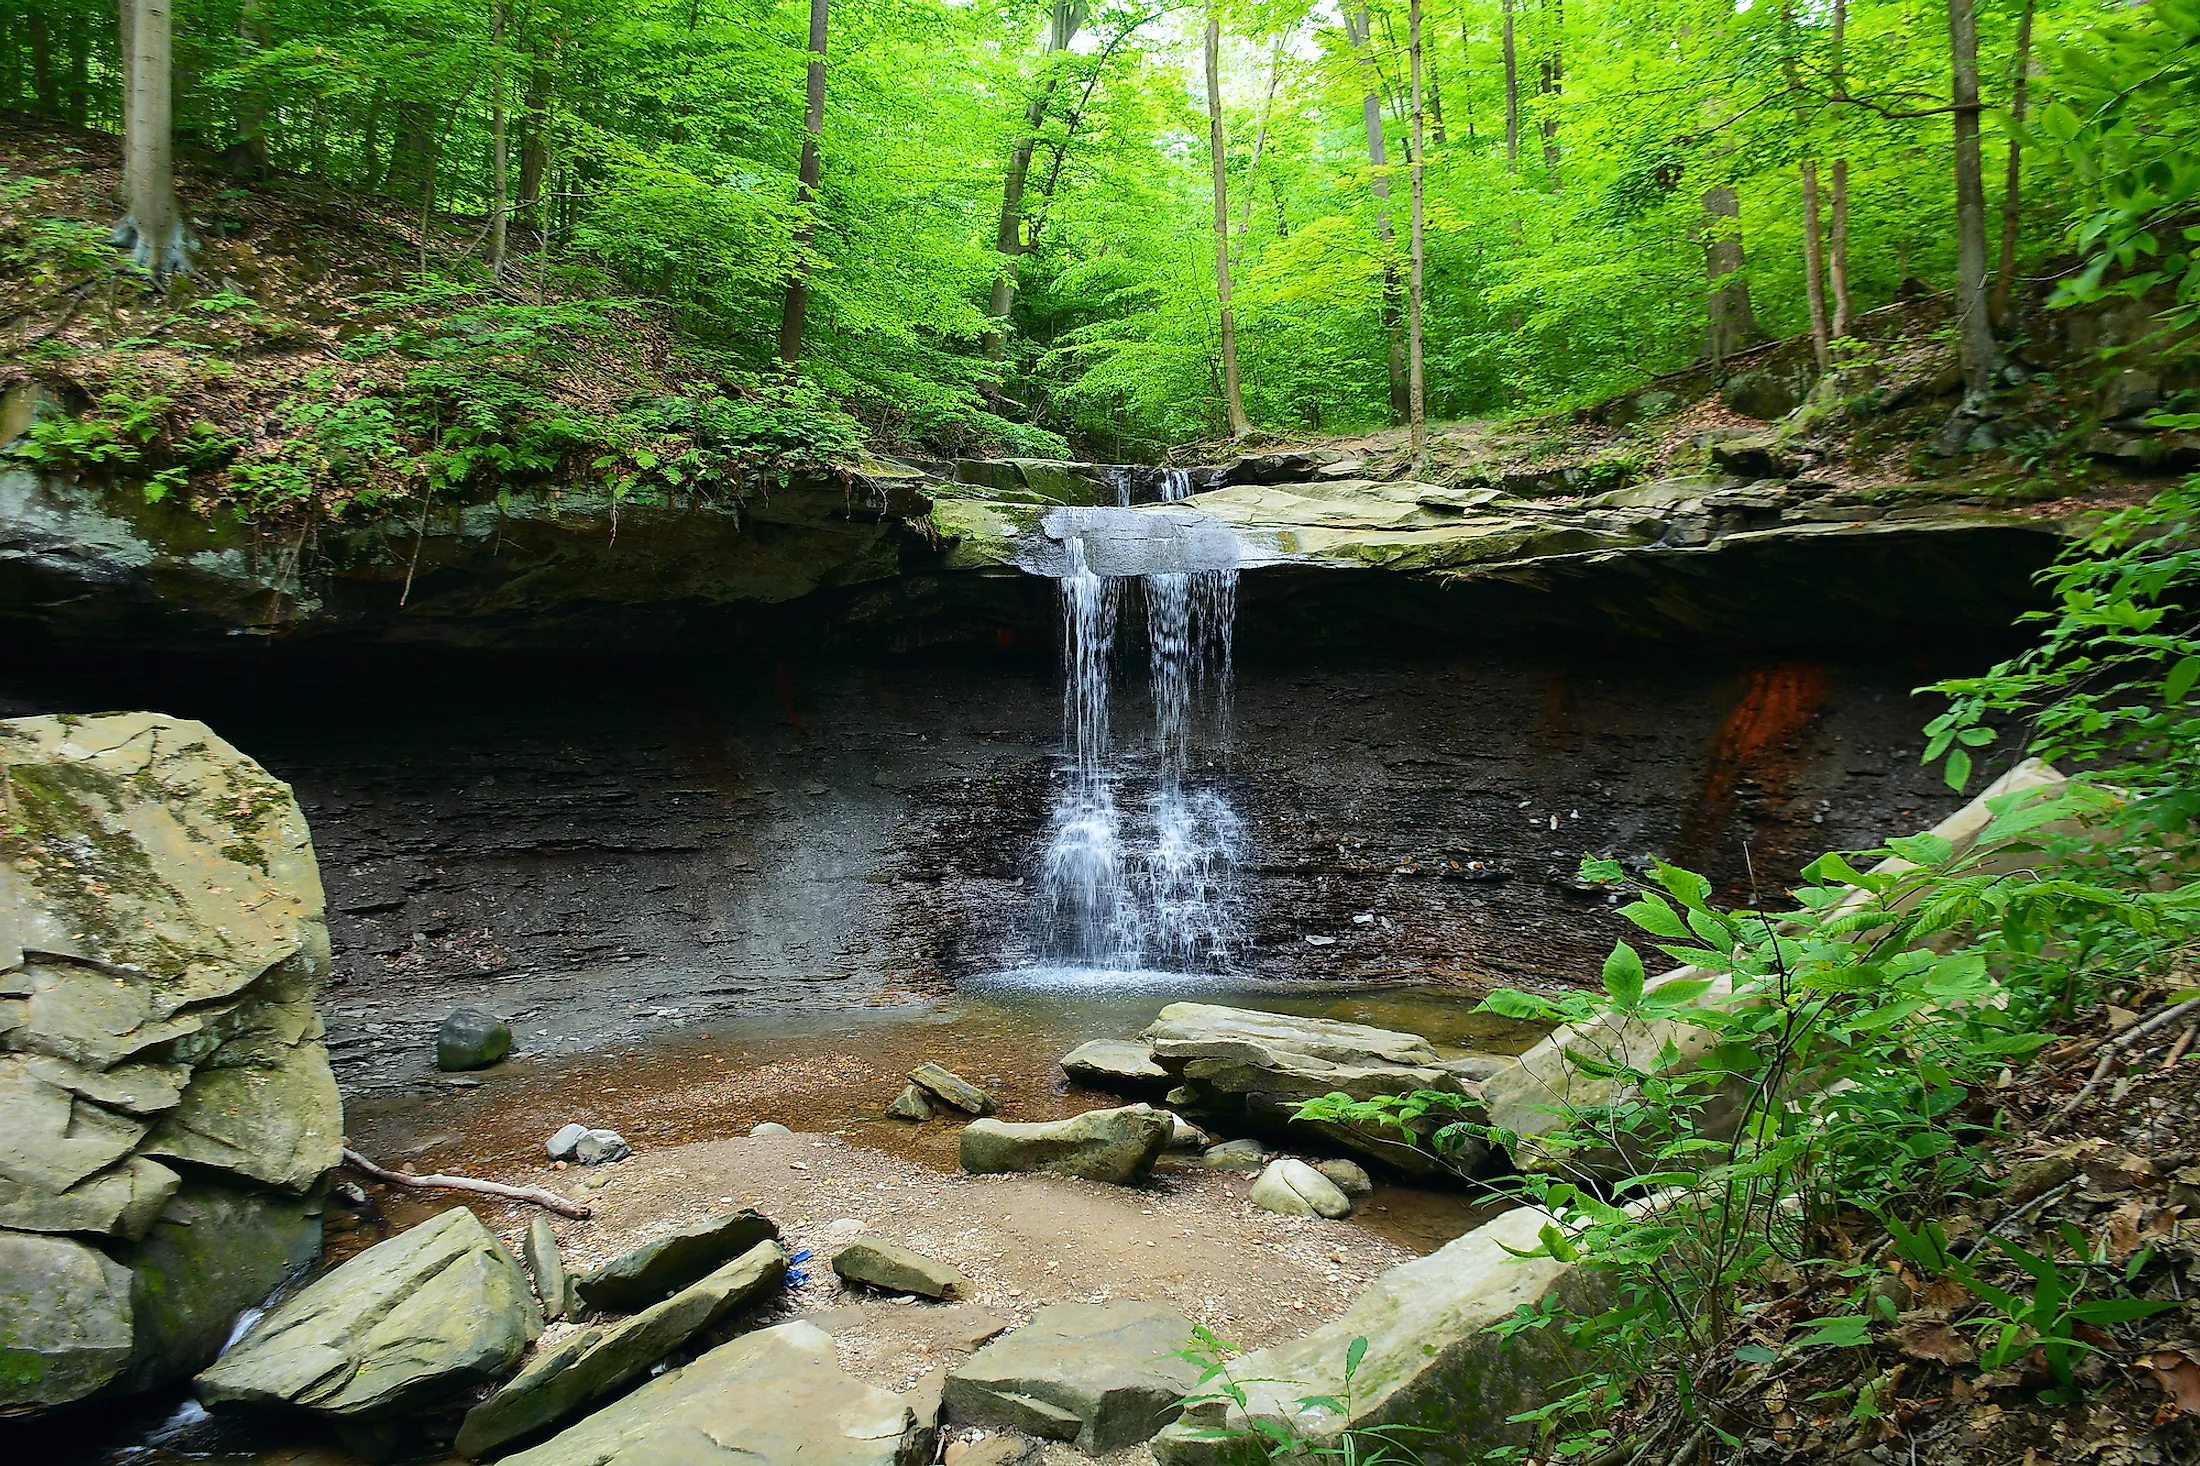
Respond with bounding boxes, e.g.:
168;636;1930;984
1039;503;1243;972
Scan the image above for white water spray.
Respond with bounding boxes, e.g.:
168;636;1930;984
1039;489;1243;971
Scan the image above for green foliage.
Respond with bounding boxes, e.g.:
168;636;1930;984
1172;1326;1427;1466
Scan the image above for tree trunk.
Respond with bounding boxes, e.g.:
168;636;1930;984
118;0;135;204
1426;52;1447;147
1407;0;1427;465
517;45;552;228
1538;0;1562;179
1828;0;1854;337
1346;8;1408;425
29;10;56;114
236;0;270;172
983;1;1084;360
1991;0;2034;324
1948;0;2004;394
778;0;829;370
1204;8;1250;437
489;1;510;275
1800;161;1830;370
1501;0;1519;170
1701;184;1760;362
112;0;187;280
65;14;88;125
1238;30;1287;244
361;80;384;189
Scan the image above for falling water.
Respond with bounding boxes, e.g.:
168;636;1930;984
1039;490;1243;971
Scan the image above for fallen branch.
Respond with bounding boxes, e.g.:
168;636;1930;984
341;1146;591;1220
2040;996;2200;1136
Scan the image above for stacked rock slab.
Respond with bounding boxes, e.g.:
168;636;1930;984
944;1301;1204;1453
574;1208;780;1311
1139;1005;1494;1180
501;1320;929;1466
197;1205;540;1423
0;713;340;1413
1151;1207;1601;1466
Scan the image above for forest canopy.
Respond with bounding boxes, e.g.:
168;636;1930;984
3;0;2194;458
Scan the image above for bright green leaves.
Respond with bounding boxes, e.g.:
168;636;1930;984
1603;941;1647;1008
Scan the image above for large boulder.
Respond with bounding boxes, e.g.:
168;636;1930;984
0;1231;136;1408
1137;1005;1491;1181
1151;1207;1601;1466
1059;1040;1171;1096
0;713;338;1415
456;1239;787;1458
959;1105;1173;1186
499;1320;929;1466
943;1300;1203;1453
574;1208;780;1312
195;1205;540;1422
1248;1159;1352;1219
437;1009;511;1071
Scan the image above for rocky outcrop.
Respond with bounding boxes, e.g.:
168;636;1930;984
196;1204;539;1421
573;1208;780;1312
1152;1207;1601;1466
1137;1005;1495;1181
959;1105;1173;1186
500;1320;930;1466
0;712;339;1414
944;1301;1203;1453
456;1239;786;1458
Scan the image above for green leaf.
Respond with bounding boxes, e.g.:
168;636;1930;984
2165;656;2200;705
1603;942;1646;1008
1794;1316;1872;1348
1733;1344;1779;1365
1620;895;1691;940
1945;747;1973;790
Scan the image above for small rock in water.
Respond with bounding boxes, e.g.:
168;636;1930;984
749;1122;794;1138
909;1062;995;1116
832;1238;971;1300
1304;935;1337;947
1249;1158;1353;1219
1199;1138;1271;1173
546;1123;590;1162
437;1008;512;1071
885;1085;937;1122
575;1129;630;1165
1312;1158;1374;1198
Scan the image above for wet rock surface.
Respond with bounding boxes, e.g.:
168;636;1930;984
2;643;1971;1101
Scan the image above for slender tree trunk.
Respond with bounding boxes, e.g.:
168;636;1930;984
1800;162;1830;370
984;1;1084;360
118;0;136;204
1237;30;1287;245
29;10;56;114
489;1;510;275
1346;8;1409;424
1538;0;1562;179
1204;8;1250;437
1407;0;1427;465
1701;183;1760;362
778;0;829;369
1501;0;1519;170
65;14;88;125
1991;0;2034;324
1828;0;1854;337
112;0;186;280
236;0;269;171
517;44;551;228
1426;52;1447;147
1948;0;2004;394
361;80;384;189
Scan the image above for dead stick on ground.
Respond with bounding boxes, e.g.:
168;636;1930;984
2042;996;2200;1136
341;1147;591;1220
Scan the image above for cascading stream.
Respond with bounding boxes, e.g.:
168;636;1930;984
1039;489;1243;972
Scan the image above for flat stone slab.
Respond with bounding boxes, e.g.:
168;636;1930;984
910;1063;995;1116
574;1207;780;1312
833;1238;971;1300
959;1105;1172;1186
1141;1004;1441;1068
196;1205;538;1421
499;1320;927;1466
1059;1040;1169;1094
944;1300;1203;1453
457;1239;786;1457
